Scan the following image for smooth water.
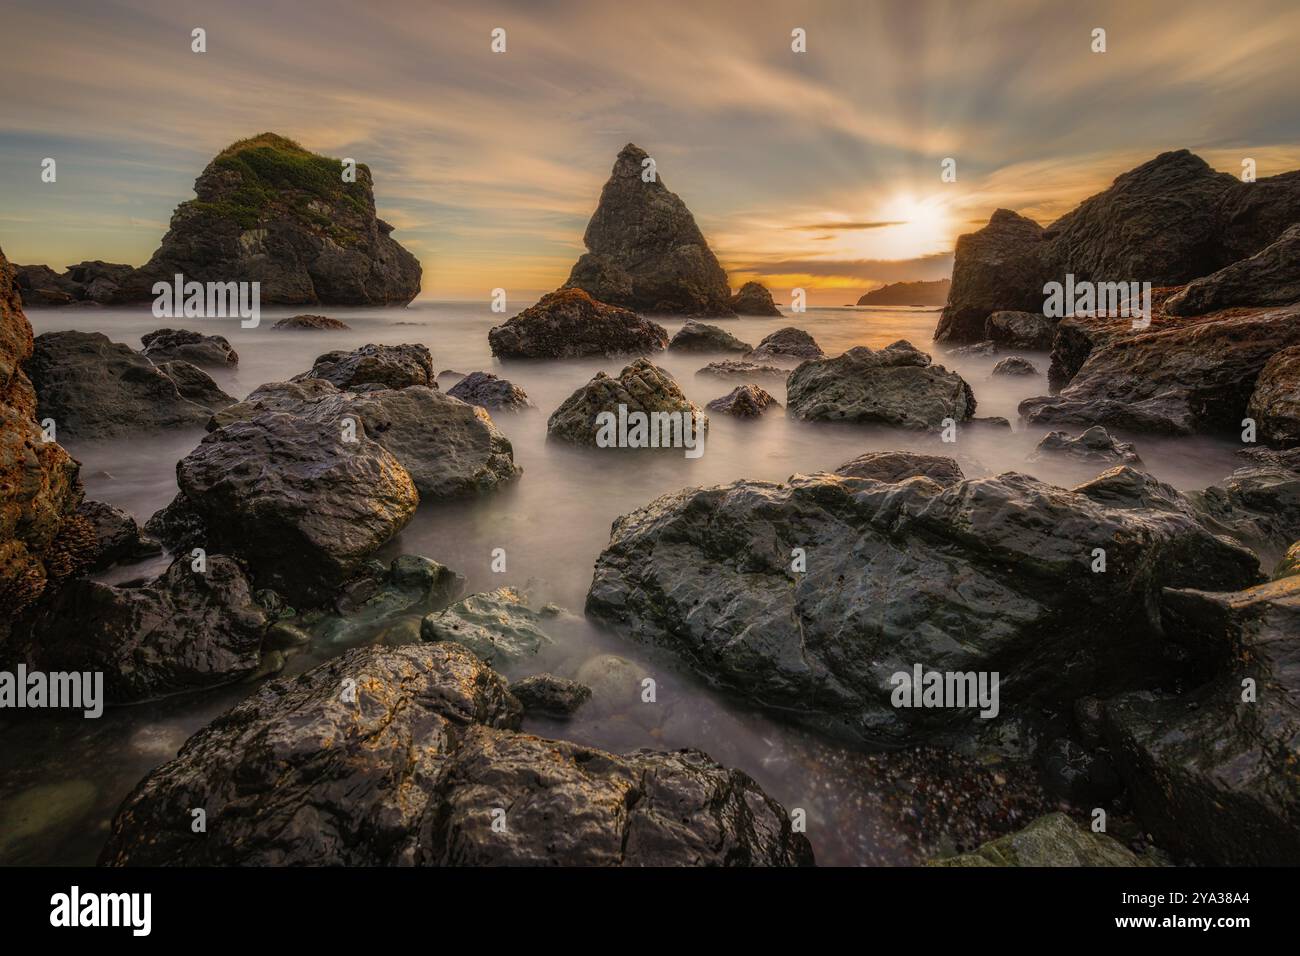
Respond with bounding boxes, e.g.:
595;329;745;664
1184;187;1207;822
1;302;1245;866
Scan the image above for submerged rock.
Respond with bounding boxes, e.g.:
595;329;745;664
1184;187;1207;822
488;288;668;359
1247;344;1300;446
747;327;824;363
930;813;1151;867
140;328;238;367
563;144;734;317
991;356;1039;376
786;341;975;429
728;281;782;316
420;588;554;666
695;360;790;382
985;310;1056;350
509;673;592;717
28;331;214;437
1165;222;1300;316
833;451;965;486
547;359;705;447
100;643;812;865
1030;426;1142;466
668;320;751;353
273;314;351;331
294;342;433;389
446;371;533;411
108;133;421;305
1103;576;1300;865
11;555;268;702
706;385;779;418
586;467;1260;745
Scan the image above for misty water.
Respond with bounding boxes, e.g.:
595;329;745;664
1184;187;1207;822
1;302;1246;866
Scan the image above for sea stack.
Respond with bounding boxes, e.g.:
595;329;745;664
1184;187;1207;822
110;133;421;306
564;144;735;316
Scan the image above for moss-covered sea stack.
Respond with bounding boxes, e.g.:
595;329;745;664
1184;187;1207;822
113;133;421;305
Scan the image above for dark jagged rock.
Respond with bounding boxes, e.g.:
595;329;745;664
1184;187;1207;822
695;360;790;382
991;356;1039;376
1020;304;1300;434
786;341;975;429
14;261;134;306
668;320;751;353
985;310;1055;350
747;327;824;363
170;413;418;605
488;288;668;359
547;359;705;447
706;385;779;418
1102;576;1300;865
29;331;214;438
729;281;782;316
141;328;238;367
156;360;236;411
0;246;86;625
294;342;433;389
76;500;159;570
563;144;734;317
108;133;420;306
10;555;268;703
1030;426;1142;466
1247;344;1300;446
930;813;1151;867
586;467;1260;745
273;314;350;330
833;451;964;486
858;279;950;307
446;371;533;411
1166;223;1300;316
211;380;518;499
508;674;592;717
935;210;1049;343
1190;452;1300;567
100;643;813;866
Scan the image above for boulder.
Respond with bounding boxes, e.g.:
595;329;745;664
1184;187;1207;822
706;385;779;418
547;359;705;447
14;261;134;307
985;311;1056;350
1246;344;1300;446
9;555;268;703
934;209;1049;343
668;321;751;353
28;331;213;437
156;360;236;410
1190;451;1300;567
294;342;433;389
488;288;668;359
140;328;238;367
273;314;351;330
991;356;1039;376
1102;576;1300;865
1275;541;1300;580
695;360;790;382
508;674;592;718
585;467;1260;745
728;282;782;316
171;412;419;605
563;144;734;316
1165;223;1300;316
930;813;1151;867
786;341;975;429
746;327;824;363
1030;427;1142;466
100;643;813;866
1019;304;1300;434
832;451;964;486
446;371;533;411
212;379;519;498
420;588;555;667
108;133;420;305
75;500;158;570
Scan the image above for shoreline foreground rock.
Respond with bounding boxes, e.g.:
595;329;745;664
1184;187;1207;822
489;288;668;359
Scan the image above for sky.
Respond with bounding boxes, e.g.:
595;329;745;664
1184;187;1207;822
1;0;1298;305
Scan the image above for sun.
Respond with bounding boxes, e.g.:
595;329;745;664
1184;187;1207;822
868;193;955;260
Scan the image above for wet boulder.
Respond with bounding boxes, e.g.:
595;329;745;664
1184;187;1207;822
930;813;1151;867
1165;223;1300;316
547;358;705;447
668;321;751;353
706;384;779;418
1190;450;1300;568
833;451;964;486
156;360;236;411
272;314;351;331
985;310;1056;350
294;342;434;389
140;328;238;367
100;643;812;866
488;288;668;359
935;209;1050;344
508;674;592;718
991;356;1039;376
786;341;975;429
1246;344;1300;446
586;467;1260;745
695;360;790;383
1030;426;1142;466
420;588;555;667
747;327;824;363
75;500;159;570
728;282;782;316
446;371;533;411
